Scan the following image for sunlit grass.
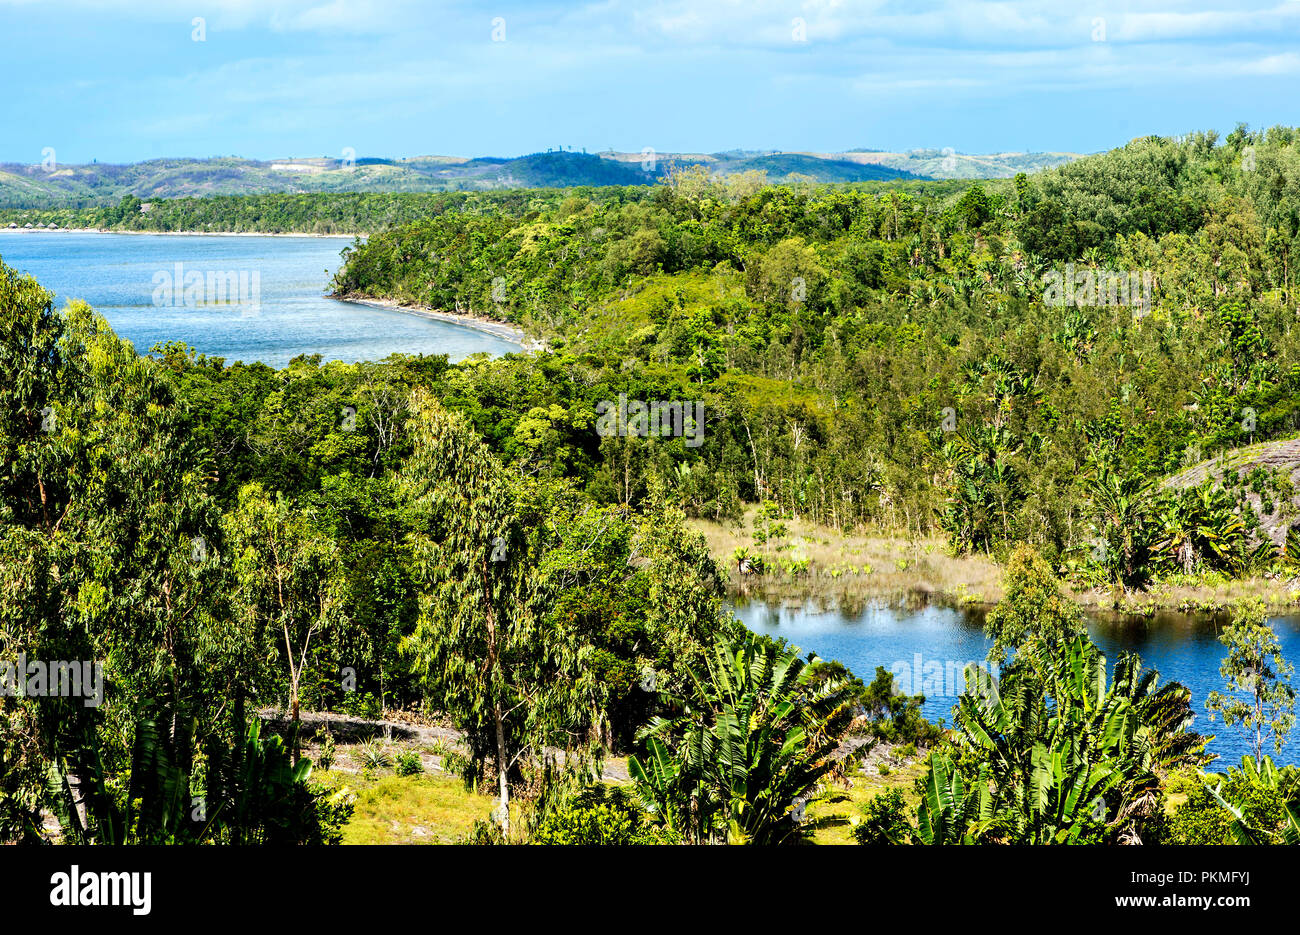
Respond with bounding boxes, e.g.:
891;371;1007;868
807;754;928;846
691;511;1004;605
320;769;496;845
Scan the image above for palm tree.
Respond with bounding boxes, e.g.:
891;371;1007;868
1154;485;1247;575
1088;467;1157;588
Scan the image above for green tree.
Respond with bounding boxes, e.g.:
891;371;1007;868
226;483;348;761
984;546;1086;670
400;389;603;837
1206;599;1296;760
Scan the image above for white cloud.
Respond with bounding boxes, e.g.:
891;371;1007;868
1240;50;1300;74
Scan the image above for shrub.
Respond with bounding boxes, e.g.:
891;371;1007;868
530;785;677;845
395;751;424;776
852;789;911;845
340;691;383;721
308;780;358;845
860;666;943;746
1169;773;1290;844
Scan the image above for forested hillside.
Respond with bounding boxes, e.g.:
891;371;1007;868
331;126;1300;589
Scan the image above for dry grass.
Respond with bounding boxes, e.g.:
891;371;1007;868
691;511;1004;607
1071;575;1300;614
692;509;1300;613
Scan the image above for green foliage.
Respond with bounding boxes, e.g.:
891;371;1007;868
1171;755;1300;845
530;784;676;845
984;547;1087;668
226;482;348;751
1206;599;1296;760
629;631;855;845
357;738;393;774
859;666;942;746
852;787;912;844
394;751;424;776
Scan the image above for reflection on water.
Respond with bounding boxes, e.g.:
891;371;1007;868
730;595;1300;767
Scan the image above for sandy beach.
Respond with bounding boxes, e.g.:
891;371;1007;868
335;293;538;349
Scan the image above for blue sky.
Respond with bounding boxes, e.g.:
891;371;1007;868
1;0;1298;164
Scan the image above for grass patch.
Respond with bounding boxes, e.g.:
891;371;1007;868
691;511;1003;606
322;770;496;845
807;755;928;846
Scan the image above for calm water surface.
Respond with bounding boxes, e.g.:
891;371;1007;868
0;232;518;367
732;597;1300;767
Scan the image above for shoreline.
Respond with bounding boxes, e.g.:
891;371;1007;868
0;228;533;350
334;292;539;349
0;227;361;239
692;516;1300;617
726;576;1300;617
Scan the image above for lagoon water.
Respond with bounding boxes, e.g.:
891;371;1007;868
0;232;519;368
732;597;1300;767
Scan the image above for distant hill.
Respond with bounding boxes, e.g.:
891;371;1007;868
0;148;1081;208
725;153;912;182
840;148;1080;180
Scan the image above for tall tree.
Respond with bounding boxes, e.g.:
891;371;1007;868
400;389;601;837
1206;599;1296;760
227;483;347;761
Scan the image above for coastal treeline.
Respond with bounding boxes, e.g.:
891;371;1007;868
0;176;966;235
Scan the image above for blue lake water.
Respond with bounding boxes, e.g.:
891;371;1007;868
0;232;518;368
732;597;1300;768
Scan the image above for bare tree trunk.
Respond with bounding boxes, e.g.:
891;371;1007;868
494;701;510;838
481;556;510;838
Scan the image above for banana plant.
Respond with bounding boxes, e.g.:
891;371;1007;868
630;632;855;845
914;754;1000;844
917;636;1206;844
1203;755;1300;845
